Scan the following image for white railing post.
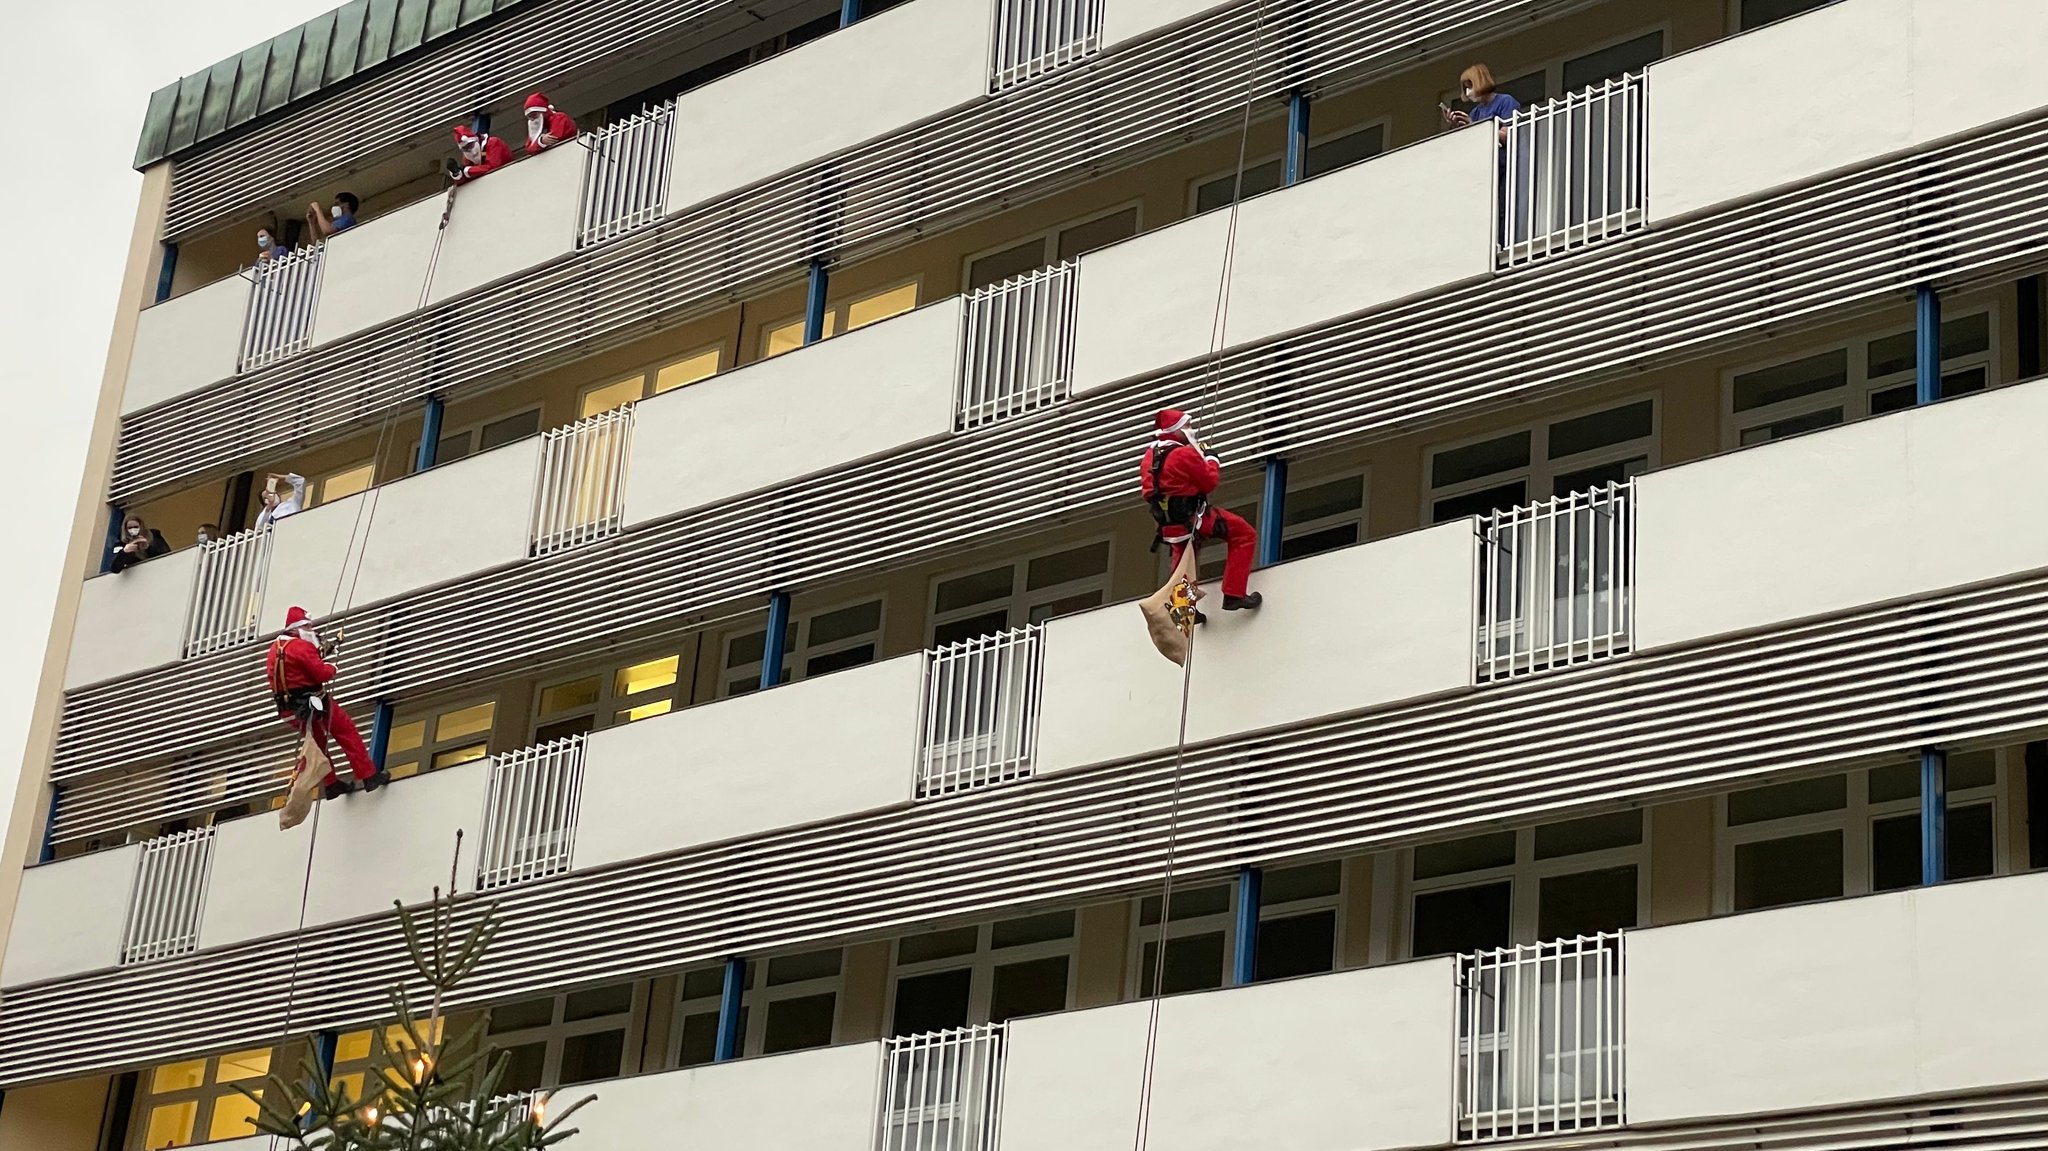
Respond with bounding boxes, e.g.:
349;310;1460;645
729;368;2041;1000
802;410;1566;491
956;261;1078;430
917;626;1045;798
879;1024;1006;1151
1456;933;1624;1142
1476;480;1634;681
475;735;587;889
989;0;1103;91
531;406;635;556
1496;73;1646;268
579;101;678;248
240;244;325;370
120;826;217;965
184;527;275;657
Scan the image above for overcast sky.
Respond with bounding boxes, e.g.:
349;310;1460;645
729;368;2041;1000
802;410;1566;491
0;1;339;824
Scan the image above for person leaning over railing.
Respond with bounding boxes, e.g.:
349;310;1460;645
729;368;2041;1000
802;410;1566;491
1442;63;1520;143
522;92;578;155
108;513;171;573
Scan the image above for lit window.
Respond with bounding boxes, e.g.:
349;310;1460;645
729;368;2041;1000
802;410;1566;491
1723;310;1996;447
666;947;845;1066
930;540;1111;646
889;910;1077;1036
136;1046;278;1148
760;281;921;359
1127;860;1345;996
533;650;690;741
1189;126;1384;215
1405;812;1645;958
1425;397;1655;523
722;598;885;696
487;983;642;1092
313;461;376;507
383;699;499;780
577;346;725;418
329;1020;445;1108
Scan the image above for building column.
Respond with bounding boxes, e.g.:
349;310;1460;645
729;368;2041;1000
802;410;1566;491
96;1071;138;1151
1231;865;1261;985
1283;91;1311;186
415;396;445;473
803;260;831;346
1258;458;1288;568
715;956;747;1061
368;702;396;769
1915;284;1942;405
154;243;178;304
303;1031;338;1130
37;786;60;864
840;0;861;24
761;591;793;689
1921;748;1948;886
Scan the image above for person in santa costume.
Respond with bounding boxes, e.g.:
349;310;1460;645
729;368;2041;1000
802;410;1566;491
1140;408;1264;612
522;92;577;155
450;123;512;183
266;606;388;799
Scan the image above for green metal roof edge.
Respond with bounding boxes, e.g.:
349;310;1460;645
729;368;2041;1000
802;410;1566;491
133;0;530;170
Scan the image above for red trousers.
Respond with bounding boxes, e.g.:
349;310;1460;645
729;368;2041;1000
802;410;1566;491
1167;507;1257;598
283;699;379;785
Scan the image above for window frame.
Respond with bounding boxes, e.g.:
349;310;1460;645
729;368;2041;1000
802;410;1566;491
1184;119;1391;215
310;459;376;508
927;537;1115;645
1422;393;1660;524
1399;814;1651;959
760;277;924;359
410;403;544;466
531;647;693;741
130;1045;280;1149
485;981;647;1092
1122;861;1348;997
384;695;501;780
883;912;1080;1033
574;343;727;419
959;200;1145;291
1440;24;1670;110
1163;468;1371;583
665;946;848;1066
719;594;888;698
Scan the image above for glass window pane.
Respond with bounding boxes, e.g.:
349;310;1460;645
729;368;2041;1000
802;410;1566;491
1411;881;1511;957
1432;431;1531;488
726;629;768;669
334;1030;374;1063
805;645;875;677
494;1041;547;1093
559;1029;626;1085
1548;400;1654;459
1195;159;1284;214
898;925;980;965
481;409;540;450
845;283;919;331
538;677;601;715
1138;931;1227;997
677;1009;720;1068
491;998;557;1034
1733;830;1844;911
810;599;884;646
1026;541;1111;591
616;699;673;724
1868;384;1915;417
215;1048;272;1082
152;1058;208;1093
1432;481;1528;524
431;743;488;771
991;909;1076;949
1026;590;1103;625
386;721;426;756
1262;860;1342;904
1950;801;1996;880
1138;884;1231;926
936;566;1014;613
1536;865;1638;939
1871;813;1920;893
762;318;806;359
535;715;596;743
437;702;497;741
1950;749;1998;790
654;349;722;394
893;968;973;1036
1560;30;1663;91
1551;457;1646;498
1305;125;1384;178
1498;70;1547;108
317;463;375;505
1868;329;1916;378
144;1100;199;1148
1942;311;1991;358
1255;910;1335;981
1413;831;1517;880
934;610;1010;647
1868;761;1920;804
1941;366;1988;399
1279;523;1358;561
1728;774;1848;825
990;955;1070;1022
1055;209;1140;261
581;377;646;418
766;948;842;985
763;992;837;1053
436;430;475;464
680;967;726;1001
1285;476;1364;526
1740;0;1834;30
967;239;1047;292
565;984;634;1021
209;1089;263;1140
1732;349;1848;412
1533;811;1643;860
1738;406;1844;445
614;655;680;698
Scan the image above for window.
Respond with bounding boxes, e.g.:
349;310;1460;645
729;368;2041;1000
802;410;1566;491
133;1046;275;1148
578;346;724;418
1127;861;1345;996
888;910;1078;1035
964;204;1141;291
1189;123;1386;215
1461;30;1666;111
312;460;375;507
384;698;498;780
721;597;886;697
1172;471;1369;583
930;540;1111;646
326;1020;444;1107
1723;311;1996;447
533;651;690;741
1426;398;1655;523
1736;0;1837;31
1404;811;1646;958
666;947;845;1066
487;982;643;1092
417;406;542;465
761;280;921;359
1717;751;2003;913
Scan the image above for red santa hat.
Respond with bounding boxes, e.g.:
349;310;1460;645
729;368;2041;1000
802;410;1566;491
453;123;482;146
281;605;314;634
523;92;553;114
1155;408;1195;440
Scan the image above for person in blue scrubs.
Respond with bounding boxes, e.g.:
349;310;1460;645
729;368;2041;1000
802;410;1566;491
1444;63;1521;140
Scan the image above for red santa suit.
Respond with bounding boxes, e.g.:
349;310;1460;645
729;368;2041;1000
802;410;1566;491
1140;408;1261;604
522;92;578;155
452;124;513;183
266;606;382;788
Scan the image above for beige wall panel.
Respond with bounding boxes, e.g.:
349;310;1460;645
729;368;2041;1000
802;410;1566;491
573;1041;882;1149
308;191;450;348
123;274;251;414
0;844;138;988
63;548;198;690
304;759;491;925
197;811;315;951
428;146;585;304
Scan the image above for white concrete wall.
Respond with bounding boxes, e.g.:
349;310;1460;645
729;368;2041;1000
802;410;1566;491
427;146;584;304
197;811;313;951
623;298;961;526
263;437;541;628
1634;377;2048;652
1;845;139;987
122;275;251;414
1647;0;2048;223
63;547;197;690
1037;522;1476;774
1073;128;1494;395
573;1041;881;1149
665;0;992;213
304;759;491;925
575;654;924;870
1628;872;2048;1123
309;191;449;348
1102;0;1231;49
1001;959;1456;1151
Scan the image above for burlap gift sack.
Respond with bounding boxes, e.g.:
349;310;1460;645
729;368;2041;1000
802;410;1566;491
278;729;333;831
1138;543;1203;666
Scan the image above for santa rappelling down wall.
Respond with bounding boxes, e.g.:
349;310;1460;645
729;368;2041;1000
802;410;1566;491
268;607;388;828
1137;408;1263;664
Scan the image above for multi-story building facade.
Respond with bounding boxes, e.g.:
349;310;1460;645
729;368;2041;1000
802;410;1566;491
5;0;2048;1145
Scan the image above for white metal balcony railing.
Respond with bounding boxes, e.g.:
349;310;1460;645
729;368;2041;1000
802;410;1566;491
239;244;325;371
183;527;274;657
989;0;1103;90
1476;480;1635;682
1498;73;1646;268
578;101;677;248
530;405;635;555
879;1025;1006;1151
956;260;1079;430
917;626;1045;799
474;736;587;890
1457;933;1625;1142
120;827;217;965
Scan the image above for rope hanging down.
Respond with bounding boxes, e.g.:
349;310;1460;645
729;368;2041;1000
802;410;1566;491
1131;0;1274;1143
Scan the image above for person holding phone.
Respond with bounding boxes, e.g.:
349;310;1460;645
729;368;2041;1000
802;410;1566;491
1442;63;1520;143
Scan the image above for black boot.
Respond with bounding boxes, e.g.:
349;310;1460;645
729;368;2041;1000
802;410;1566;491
1193;609;1209;626
1223;592;1264;611
361;768;392;793
322;780;348;801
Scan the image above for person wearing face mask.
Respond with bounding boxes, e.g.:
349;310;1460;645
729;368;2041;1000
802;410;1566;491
253;472;307;531
521;92;577;155
196;522;222;547
306;192;360;240
449;122;512;183
266;605;388;799
1441;64;1521;142
1139;408;1263;613
109;514;172;573
254;226;288;263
